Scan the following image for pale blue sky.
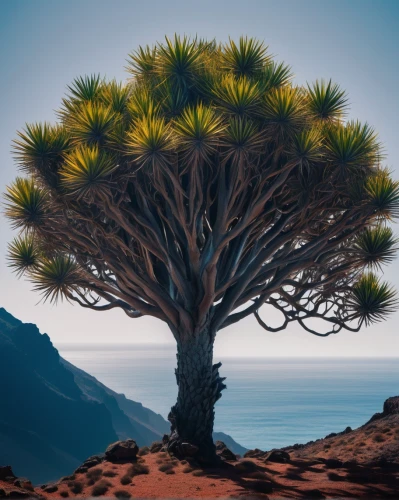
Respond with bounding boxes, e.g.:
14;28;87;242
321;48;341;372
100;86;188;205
0;0;398;356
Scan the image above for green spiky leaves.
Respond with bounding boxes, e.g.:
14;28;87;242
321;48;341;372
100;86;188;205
352;226;398;269
262;87;307;137
5;178;47;229
222;117;262;163
4;34;398;333
126;115;173;167
366;170;399;219
222;36;269;77
13;124;70;187
60;146;117;198
213;75;260;116
174;104;225;162
308;80;348;121
67;102;117;146
126;45;157;79
157;35;203;88
67;75;103;102
8;234;40;277
289;128;322;165
325;121;380;170
7;233;82;303
31;255;82;303
348;274;398;325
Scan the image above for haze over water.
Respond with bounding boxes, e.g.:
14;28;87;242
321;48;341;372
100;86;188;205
58;343;399;450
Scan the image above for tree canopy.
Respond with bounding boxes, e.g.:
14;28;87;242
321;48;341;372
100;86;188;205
5;35;399;339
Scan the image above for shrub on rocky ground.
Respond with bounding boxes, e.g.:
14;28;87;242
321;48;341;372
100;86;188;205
114;490;132;498
91;480;111;496
67;481;83;494
120;475;131;485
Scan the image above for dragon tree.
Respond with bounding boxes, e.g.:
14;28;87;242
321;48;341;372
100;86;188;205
5;36;399;462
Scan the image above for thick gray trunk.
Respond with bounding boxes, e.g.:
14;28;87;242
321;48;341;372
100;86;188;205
167;330;226;461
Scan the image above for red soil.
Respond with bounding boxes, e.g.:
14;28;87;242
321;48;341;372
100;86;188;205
2;449;398;499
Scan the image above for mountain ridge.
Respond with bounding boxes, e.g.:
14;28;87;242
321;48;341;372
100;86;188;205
0;307;245;484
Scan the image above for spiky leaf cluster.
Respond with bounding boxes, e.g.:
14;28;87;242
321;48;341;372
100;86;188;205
4;35;398;335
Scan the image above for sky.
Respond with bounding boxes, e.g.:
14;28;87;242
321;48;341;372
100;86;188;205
0;0;398;356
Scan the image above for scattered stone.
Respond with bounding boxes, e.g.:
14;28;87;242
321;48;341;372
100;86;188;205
13;478;33;490
149;441;163;453
325;432;337;439
74;465;88;474
325;458;343;469
215;441;237;461
105;439;139;462
43;485;58;493
8;491;31;498
264;449;290;463
82;455;104;469
60;475;75;482
243;448;265;459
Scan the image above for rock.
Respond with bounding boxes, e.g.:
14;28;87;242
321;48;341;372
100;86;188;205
215;441;237;461
74;466;88;474
179;442;199;457
383;396;399;415
342;426;352;434
366;396;399;423
325;458;343;469
105;439;139;462
8;491;32;498
264;449;290;463
13;479;33;491
325;432;337;439
82;455;104;469
150;441;163;453
243;448;265;459
0;466;16;481
43;485;58;493
292;443;304;450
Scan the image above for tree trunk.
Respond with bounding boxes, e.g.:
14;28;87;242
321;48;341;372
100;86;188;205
166;329;226;463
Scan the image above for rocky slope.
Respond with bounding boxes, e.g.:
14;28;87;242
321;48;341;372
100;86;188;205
1;397;398;499
0;406;399;500
0;308;245;484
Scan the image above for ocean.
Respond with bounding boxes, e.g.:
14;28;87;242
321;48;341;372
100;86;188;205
57;343;399;451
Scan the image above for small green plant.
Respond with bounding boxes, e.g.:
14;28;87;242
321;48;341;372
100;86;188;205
127;463;150;477
91;480;111;497
373;433;385;443
120;475;131;486
67;481;83;494
158;463;175;472
114;490;132;498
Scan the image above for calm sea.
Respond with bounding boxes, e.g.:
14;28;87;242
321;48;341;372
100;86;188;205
57;343;399;451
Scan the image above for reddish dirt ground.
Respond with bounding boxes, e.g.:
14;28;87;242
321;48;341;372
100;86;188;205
1;398;399;499
2;449;399;499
